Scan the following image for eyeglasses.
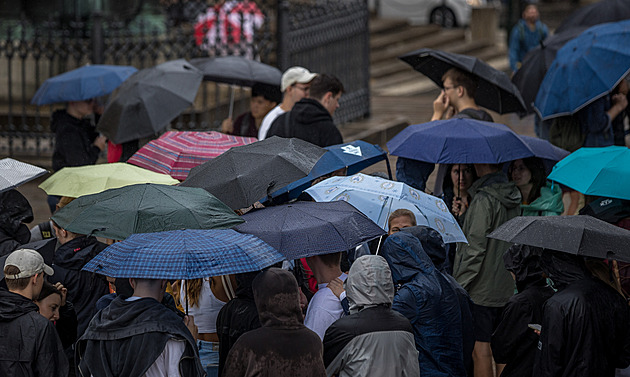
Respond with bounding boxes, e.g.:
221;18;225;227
443;85;459;91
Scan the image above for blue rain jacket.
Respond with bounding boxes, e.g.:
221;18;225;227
381;232;466;377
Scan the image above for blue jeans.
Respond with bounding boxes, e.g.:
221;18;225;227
198;340;219;377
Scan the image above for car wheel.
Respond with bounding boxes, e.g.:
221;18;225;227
430;6;457;28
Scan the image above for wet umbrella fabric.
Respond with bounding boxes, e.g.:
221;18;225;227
38;162;179;198
0;158;47;194
519;135;569;163
487;215;630;263
547;146;630;200
265;140;389;203
181;137;326;210
127;131;256;180
190;56;281;87
512;27;587;115
399;48;526;114
305;173;466;244
31;64;137;105
51;183;243;241
556;0;630;34
82;229;284;279
97;59;203;144
234;200;385;260
535;20;630;120
387;118;534;164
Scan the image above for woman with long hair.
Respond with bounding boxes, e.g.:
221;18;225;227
508;157;563;216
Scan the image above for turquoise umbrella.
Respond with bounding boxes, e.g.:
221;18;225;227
547;146;630;200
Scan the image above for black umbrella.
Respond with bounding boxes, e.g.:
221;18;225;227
234;200;386;260
97;59;203;144
190;56;281;119
556;0;630;34
512;27;587;115
399;48;526;114
180;137;326;210
487;215;630;263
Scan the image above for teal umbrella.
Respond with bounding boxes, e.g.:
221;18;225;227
547;146;630;200
52;183;244;240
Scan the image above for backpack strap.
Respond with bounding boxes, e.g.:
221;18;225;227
39;220;54;239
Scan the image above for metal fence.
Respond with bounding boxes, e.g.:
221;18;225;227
0;0;370;158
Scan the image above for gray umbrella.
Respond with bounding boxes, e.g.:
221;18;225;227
181;137;326;210
97;59;203;144
487;215;630;263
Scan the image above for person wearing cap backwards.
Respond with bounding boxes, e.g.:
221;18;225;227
257;66;317;140
0;248;68;377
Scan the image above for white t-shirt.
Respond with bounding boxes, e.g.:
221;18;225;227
144;339;186;377
304;273;348;340
258;105;286;140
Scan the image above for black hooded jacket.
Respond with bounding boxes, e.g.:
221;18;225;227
534;251;630;377
0;190;33;257
51;109;100;172
77;296;204;377
0;289;68;377
50;236;109;337
267;98;343;147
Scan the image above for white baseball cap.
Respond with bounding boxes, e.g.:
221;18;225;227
281;66;317;92
4;249;54;280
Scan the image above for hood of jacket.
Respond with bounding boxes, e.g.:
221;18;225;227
235;270;259;300
0;289;40;322
291;98;332;126
540;249;591;289
253;268;303;328
381;231;436;285
345;255;394;314
54;236;106;270
401;225;448;272
521;182;564;215
503;244;546;291
471;171;522;209
0;190;33;234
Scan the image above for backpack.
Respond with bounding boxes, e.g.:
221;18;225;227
548;115;585;152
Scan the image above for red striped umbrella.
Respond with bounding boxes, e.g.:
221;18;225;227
128;131;256;180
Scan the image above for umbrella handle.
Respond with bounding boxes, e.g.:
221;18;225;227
375;235;383;255
228;86;235;119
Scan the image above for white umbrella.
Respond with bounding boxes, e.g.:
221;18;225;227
0;158;47;194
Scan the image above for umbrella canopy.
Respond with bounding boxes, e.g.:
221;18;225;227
547;146;630;200
234;200;385;260
399;48;526;114
535;20;630;120
265;140;390;203
305;173;466;243
487;215;630;263
31;64;137;105
519;135;570;163
38;163;179;198
82;229;284;279
512;27;587;115
190;56;281;87
387;118;534;164
97;59;203;144
51;183;243;241
556;0;630;33
0;158;47;194
127;131;256;180
181;136;326;210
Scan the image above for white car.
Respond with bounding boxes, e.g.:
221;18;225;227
378;0;486;27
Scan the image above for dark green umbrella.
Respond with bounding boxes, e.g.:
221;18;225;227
51;183;243;240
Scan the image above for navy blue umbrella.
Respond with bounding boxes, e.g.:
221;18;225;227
519;135;569;163
234;201;386;260
387;118;534;164
31;65;137;105
263;140;390;203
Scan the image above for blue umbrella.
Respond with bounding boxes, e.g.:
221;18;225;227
519;135;570;163
305;173;467;244
387;118;534;164
263;140;390;203
82;229;284;279
547;146;630;200
31;64;137;105
234;200;385;260
534;20;630;120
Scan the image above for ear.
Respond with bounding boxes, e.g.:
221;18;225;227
31;273;40;286
129;278;136;290
456;86;465;98
323;92;333;102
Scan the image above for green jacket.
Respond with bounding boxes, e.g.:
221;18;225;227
521;182;564;216
453;171;521;307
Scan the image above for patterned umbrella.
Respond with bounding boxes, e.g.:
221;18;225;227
128;131;256;180
0;158;47;194
82;229;284;279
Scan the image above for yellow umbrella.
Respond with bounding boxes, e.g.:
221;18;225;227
39;163;179;197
